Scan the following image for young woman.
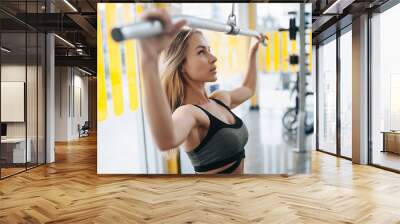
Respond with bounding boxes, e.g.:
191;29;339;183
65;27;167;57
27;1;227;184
138;9;263;174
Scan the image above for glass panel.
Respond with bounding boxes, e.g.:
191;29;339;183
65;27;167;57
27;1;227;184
317;37;337;154
371;4;400;171
0;5;27;177
340;29;352;158
0;0;46;178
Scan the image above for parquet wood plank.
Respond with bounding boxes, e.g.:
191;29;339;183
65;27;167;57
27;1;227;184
0;135;399;223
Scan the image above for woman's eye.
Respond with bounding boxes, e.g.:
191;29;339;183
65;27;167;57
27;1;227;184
198;51;204;55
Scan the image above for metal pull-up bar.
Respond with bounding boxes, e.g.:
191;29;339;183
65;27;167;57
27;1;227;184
111;15;267;46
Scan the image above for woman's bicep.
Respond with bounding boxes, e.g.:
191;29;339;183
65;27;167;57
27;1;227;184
209;88;252;109
229;86;253;108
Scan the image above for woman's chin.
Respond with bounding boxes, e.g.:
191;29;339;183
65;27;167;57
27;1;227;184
210;74;217;82
202;74;217;82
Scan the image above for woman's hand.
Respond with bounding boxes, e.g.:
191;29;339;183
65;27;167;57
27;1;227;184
137;8;187;61
249;34;267;55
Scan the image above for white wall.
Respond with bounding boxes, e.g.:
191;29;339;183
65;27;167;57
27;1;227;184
1;65;36;138
1;65;27;146
55;67;89;141
55;66;68;141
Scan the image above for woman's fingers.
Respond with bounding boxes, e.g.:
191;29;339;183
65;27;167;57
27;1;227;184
139;9;187;37
253;36;261;45
263;33;269;40
255;34;268;47
140;8;173;33
169;19;187;35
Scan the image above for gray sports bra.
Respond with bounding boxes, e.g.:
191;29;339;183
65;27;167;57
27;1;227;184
186;98;248;174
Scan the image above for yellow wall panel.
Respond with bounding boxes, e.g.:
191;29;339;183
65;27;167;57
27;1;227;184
228;36;235;75
97;4;107;122
167;155;179;174
155;3;169;9
273;31;280;72
105;4;124;116
265;32;271;73
135;4;147;101
248;3;256;30
136;3;144;15
251;94;257;107
281;31;289;73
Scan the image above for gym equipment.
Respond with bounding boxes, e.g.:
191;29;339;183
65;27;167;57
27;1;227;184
111;4;267;46
282;76;314;135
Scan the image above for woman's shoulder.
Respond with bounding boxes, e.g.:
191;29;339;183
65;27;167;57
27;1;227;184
174;104;198;114
209;90;231;107
173;104;209;127
173;104;204;119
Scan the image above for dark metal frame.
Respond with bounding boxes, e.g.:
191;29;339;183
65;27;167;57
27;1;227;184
367;0;400;172
0;16;2;179
25;4;28;170
0;0;47;180
315;32;340;157
315;44;319;151
338;23;352;161
367;10;373;166
336;18;341;158
315;18;353;162
315;0;400;171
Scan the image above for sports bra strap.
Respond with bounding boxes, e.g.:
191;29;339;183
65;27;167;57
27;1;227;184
192;99;235;122
211;98;231;111
192;104;214;119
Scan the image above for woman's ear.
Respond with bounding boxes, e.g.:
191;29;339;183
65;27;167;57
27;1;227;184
180;63;186;75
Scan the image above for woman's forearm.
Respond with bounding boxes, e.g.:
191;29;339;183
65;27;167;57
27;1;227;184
242;50;258;95
140;58;175;149
134;9;188;150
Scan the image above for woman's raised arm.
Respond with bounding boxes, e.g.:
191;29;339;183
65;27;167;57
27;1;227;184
137;9;194;151
210;35;264;109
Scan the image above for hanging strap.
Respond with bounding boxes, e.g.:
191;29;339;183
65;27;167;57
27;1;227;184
226;3;240;35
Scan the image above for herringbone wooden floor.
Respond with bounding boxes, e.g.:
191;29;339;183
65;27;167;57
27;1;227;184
1;134;400;223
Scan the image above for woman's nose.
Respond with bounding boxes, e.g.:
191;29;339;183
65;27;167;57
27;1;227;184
209;53;217;64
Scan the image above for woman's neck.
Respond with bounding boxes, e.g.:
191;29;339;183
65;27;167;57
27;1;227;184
183;80;209;105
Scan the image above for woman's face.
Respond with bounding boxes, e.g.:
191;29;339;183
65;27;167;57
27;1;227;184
182;33;218;83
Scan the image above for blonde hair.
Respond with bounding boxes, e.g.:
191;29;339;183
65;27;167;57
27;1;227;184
160;28;202;111
160;28;202;159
